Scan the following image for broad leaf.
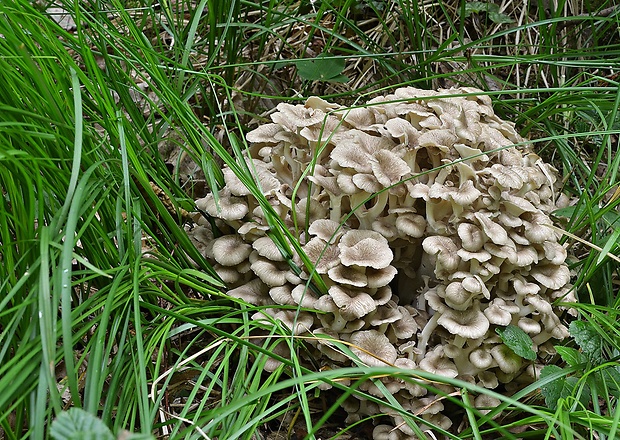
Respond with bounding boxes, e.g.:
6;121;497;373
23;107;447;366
569;321;603;363
496;325;537;360
540;366;591;410
296;56;349;82
50;408;114;440
463;2;514;24
555;346;587;368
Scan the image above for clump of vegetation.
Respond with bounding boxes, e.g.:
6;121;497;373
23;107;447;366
0;0;619;439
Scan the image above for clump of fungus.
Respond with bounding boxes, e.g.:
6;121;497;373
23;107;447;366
190;87;575;438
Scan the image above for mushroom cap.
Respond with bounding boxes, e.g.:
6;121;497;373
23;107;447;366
329;285;376;320
349;330;397;367
213;264;244;285
252;236;285;262
531;264;571;290
483;298;517;326
477;370;499;389
474;212;510;246
422;236;460;273
211;234;252;266
443;281;475;311
373;285;393;306
305;95;342;112
395;212;427;238
491;344;523;374
274;102;326;127
474;394;502;414
327;264;367;287
366;266;398;288
227;279;270;305
196;189;249;221
303;237;341;274
368;305;402;327
339;236;393;270
370;149;411;187
517;317;542;335
419;346;458;378
339;229;389;247
250;259;289;287
331;141;373;173
458;222;486;252
513;276;541;296
451;180;483;206
390;306;419;339
307;219;344;242
437;305;490;339
271;310;314;335
469;347;494;369
372;425;401;440
245;123;282;145
487;164;528;189
268;285;297;306
291;285;318;308
541;241;568;265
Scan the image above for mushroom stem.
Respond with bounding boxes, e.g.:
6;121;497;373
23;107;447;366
350;191;389;229
329;193;343;223
417;312;440;361
331;311;348;332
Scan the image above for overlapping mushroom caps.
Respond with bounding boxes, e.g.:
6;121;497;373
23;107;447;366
189;87;575;438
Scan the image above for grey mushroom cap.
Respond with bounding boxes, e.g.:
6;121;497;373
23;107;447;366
303;237;341;274
196;189;249;221
339;233;394;269
212;235;252;266
227;279;271;305
349;330;398;367
419;346;459;378
252;236;286;262
437;304;490;339
422;236;460;274
250;259;289;287
491;344;523;374
329;285;377;320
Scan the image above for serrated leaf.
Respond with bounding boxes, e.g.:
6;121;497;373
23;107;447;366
569;321;603;363
295;56;348;82
463;2;514;24
50;408;114;440
540;365;570;410
463;1;495;15
555;346;587;368
496;325;537;360
488;10;515;24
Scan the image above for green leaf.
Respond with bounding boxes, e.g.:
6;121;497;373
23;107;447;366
596;365;620;399
50;408;114;440
463;2;514;24
569;321;603;363
488;10;515;24
555;346;587;368
540;365;572;410
496;325;537;360
295;56;349;83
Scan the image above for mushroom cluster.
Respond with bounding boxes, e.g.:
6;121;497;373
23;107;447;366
189;87;575;437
